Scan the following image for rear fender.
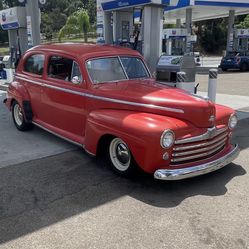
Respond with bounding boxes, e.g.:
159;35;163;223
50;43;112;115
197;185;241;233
8;81;31;106
7;81;32;121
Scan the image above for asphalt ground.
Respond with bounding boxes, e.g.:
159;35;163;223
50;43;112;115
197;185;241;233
0;71;249;249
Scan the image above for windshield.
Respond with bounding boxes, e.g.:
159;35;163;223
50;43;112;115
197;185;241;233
86;56;150;84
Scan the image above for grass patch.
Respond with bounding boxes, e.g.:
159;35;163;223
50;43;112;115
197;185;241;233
0;46;9;55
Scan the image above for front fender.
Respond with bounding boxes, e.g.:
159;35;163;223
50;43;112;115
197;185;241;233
84;109;188;173
215;104;234;127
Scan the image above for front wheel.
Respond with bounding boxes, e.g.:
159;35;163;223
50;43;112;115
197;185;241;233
108;137;137;177
12;101;33;131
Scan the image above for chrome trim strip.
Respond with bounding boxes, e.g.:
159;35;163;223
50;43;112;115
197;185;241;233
172;138;226;157
118;56;129;79
85;148;96;156
154;144;240;181
44;83;84;96
85;94;184;113
32;121;83;147
171;143;225;163
173;132;228;151
175;127;228;144
16;75;43;86
16;75;184;114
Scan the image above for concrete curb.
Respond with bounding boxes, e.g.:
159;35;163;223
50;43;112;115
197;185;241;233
196;66;221;75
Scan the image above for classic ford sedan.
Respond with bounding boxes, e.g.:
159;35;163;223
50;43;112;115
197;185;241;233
4;43;240;180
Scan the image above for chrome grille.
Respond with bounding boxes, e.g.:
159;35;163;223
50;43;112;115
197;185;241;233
171;127;229;165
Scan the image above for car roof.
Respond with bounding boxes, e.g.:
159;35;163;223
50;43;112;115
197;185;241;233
29;43;141;59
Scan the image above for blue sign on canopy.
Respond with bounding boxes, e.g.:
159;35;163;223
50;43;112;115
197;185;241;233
166;0;249;11
1;22;19;30
101;0;170;11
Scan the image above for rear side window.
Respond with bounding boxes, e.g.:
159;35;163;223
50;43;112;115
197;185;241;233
24;54;44;75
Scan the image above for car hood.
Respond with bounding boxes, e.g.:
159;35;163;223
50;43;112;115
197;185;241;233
92;79;216;128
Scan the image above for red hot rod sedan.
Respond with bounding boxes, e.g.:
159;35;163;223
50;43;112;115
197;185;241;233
4;43;240;180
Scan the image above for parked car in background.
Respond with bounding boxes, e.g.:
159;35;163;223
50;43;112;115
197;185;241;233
4;43;240;180
219;51;249;72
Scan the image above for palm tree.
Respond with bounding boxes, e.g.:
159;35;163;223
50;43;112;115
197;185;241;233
58;9;90;43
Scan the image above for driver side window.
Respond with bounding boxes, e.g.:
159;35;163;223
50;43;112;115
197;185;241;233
47;55;83;84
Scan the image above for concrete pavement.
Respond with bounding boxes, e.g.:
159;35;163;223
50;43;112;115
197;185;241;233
0;90;76;169
0;125;248;249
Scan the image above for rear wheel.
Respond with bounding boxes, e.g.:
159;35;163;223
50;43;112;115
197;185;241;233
108;137;137;177
221;68;227;72
240;63;249;72
12;101;33;131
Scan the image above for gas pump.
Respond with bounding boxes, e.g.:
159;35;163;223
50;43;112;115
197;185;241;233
112;10;134;46
0;55;14;83
0;7;27;84
163;28;188;55
129;8;143;53
234;29;249;52
97;0;169;72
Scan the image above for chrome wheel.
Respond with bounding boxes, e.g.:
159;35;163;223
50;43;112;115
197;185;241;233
13;103;24;126
109;138;131;172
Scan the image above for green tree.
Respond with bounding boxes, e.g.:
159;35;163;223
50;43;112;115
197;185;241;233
41;13;53;40
2;0;20;8
65;0;84;16
87;0;96;25
236;15;249;29
78;10;90;42
58;9;90;42
42;0;70;14
40;8;67;40
195;18;227;54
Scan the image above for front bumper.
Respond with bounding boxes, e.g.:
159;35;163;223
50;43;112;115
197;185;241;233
154;144;240;180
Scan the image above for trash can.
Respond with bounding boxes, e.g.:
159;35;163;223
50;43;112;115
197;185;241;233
156;54;196;93
156;55;181;83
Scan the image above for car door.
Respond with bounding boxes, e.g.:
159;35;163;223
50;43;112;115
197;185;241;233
40;53;86;144
19;53;45;120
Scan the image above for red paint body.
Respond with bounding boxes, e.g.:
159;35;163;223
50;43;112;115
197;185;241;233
5;44;236;174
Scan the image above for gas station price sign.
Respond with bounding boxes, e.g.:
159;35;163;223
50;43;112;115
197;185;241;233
0;8;20;30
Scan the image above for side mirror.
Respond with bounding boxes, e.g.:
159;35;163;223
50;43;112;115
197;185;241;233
71;76;81;85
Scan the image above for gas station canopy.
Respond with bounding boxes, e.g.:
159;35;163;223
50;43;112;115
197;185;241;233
100;0;173;11
165;0;249;23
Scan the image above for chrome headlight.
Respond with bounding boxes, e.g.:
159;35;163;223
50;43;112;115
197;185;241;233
228;114;238;130
160;130;175;149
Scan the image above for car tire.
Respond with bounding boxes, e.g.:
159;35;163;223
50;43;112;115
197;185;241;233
240;63;249;72
108;137;137;177
12;100;33;131
221;68;227;72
